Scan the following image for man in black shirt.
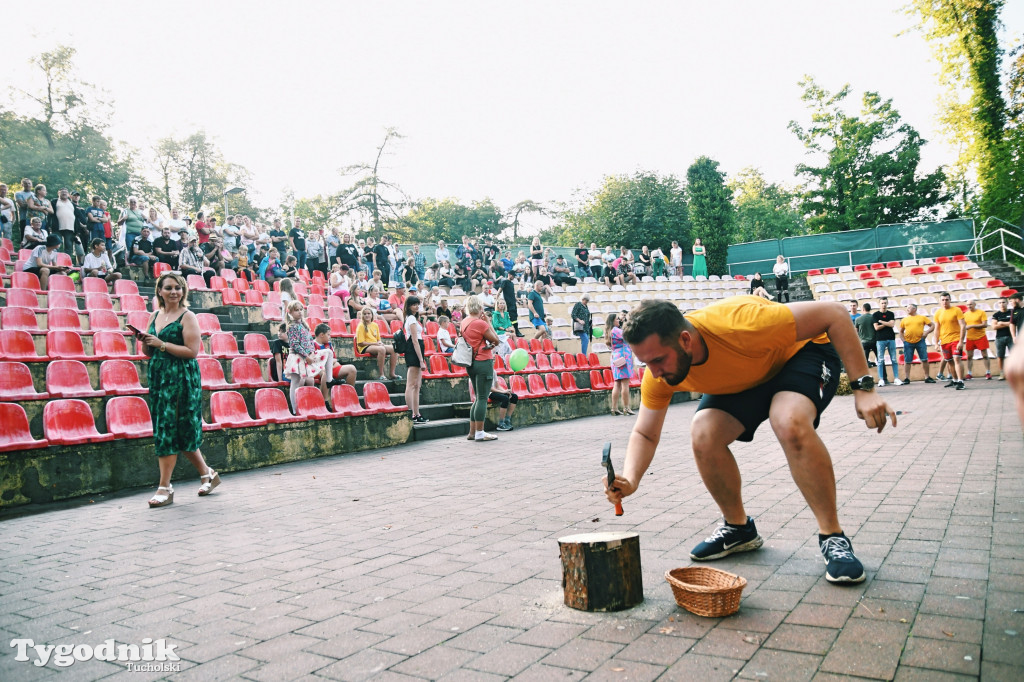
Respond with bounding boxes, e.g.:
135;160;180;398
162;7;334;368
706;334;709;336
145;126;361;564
130;226;159;279
993;296;1015;380
482;237;500;266
574;241;589;278
495;276;523;337
289;219;306;271
269;218;289;259
337;232;360;269
153;227;180;268
373;236;391;289
872;297;900;387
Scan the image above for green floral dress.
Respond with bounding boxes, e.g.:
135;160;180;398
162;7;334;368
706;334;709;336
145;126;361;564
148;313;203;456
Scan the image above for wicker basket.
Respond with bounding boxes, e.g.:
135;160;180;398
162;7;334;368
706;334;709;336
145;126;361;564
665;566;747;617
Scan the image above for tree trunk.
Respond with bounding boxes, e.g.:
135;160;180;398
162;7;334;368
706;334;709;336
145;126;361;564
558;531;643;612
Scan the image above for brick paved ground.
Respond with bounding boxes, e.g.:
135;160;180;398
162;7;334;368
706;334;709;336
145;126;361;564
1;379;1022;681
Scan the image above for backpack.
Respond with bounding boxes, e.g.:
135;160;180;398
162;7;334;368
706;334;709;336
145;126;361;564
392;326;408;355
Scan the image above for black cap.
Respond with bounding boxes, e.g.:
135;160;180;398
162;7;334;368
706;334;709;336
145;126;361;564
46;235;63;247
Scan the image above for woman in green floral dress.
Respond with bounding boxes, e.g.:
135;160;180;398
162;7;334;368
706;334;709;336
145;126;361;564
136;272;220;507
691;238;708;278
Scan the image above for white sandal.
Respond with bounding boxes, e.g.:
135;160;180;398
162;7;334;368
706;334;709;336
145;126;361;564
474;433;498;441
148;485;174;508
198;470;220;496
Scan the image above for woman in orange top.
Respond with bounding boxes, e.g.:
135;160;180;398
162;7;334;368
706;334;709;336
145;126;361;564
355;307;399;382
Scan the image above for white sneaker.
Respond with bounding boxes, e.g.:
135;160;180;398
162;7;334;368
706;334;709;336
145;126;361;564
894;378;904;386
877;379;886;387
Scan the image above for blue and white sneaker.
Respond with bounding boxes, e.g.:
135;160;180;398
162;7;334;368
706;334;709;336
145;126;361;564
690;517;764;561
819;533;866;584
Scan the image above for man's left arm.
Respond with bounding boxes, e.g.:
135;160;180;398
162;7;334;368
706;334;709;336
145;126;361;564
788;301;895;432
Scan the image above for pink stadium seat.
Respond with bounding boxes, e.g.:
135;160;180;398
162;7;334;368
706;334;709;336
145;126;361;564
195;313;222;335
208;276;227;291
243;333;272;358
2;306;42;333
209;391;268;428
528;374;550;396
0;403;47;451
544;373;564;395
47;290;79;310
261;302;283;322
1;329;44;360
12;272;41;290
0;361;49;400
126;312;152;333
254;388;303;424
88;310;123;333
561;372;588;394
243;290;263;306
332;384;370;416
99;360;147;395
152;262;171;278
6;288;42;311
104;396;154;439
112;280;139;298
363;382;407;413
186;274;208;291
82;277;109;295
327;318;348;338
327;306;346;320
93;331;144;359
47;274;76;292
43;399;115;445
220;288;242;306
118;294;148;313
47;360;103;398
48;308;84;333
209;332;242;358
252;279;270;294
294;385;337;420
84;292;115;314
231;357;276;388
509;375;531;399
232;278;249;293
198;358;240;390
46;330;90;360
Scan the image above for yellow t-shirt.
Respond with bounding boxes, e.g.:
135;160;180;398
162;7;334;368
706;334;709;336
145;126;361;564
355;321;380;351
641;296;830;408
933;306;965;345
963;309;988;341
899;314;931;344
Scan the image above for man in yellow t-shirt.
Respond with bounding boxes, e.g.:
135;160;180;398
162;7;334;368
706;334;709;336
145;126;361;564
931;292;967;389
605;297;894;585
962;300;991;380
898;303;935;383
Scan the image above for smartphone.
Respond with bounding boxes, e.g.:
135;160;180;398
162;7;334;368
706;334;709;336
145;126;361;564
126;324;145;337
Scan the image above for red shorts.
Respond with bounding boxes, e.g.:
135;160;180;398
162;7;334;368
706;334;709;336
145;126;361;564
940;341;964;361
965;337;989;354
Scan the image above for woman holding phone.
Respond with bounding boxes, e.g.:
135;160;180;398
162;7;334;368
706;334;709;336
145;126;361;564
136;272;220;508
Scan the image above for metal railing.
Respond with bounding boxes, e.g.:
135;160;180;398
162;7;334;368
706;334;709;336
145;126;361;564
974;220;1024;263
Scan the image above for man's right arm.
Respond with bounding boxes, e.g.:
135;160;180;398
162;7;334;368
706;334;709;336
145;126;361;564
606;405;668;503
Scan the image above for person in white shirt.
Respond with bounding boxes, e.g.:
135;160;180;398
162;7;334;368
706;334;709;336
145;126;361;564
53;188;77;261
436;315;456;354
25;235;68;290
0;183;15;241
166;208;188;242
82;238;122;285
434;240;450;268
772;255;790;303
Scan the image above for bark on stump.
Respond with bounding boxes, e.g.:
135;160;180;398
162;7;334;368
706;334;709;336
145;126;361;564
558;531;643;612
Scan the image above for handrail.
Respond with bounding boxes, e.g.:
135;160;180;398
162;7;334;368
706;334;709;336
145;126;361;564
973;225;1024;263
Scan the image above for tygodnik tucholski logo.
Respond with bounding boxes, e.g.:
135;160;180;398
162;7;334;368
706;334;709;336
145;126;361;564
10;637;181;671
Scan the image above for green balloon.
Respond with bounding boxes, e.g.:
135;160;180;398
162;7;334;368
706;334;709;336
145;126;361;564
508;348;530;372
592;327;604;338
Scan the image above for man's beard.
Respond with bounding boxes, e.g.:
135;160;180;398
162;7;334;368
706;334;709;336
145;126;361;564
660;341;694;386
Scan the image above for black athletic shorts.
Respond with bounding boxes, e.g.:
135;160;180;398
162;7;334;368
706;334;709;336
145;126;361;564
697;341;841;443
488;391;518;408
404;340;425;368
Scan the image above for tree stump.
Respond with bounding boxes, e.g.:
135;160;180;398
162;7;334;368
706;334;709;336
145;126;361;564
558;531;643;612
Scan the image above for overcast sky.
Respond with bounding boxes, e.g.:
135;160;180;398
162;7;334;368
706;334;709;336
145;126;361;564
6;1;1023;230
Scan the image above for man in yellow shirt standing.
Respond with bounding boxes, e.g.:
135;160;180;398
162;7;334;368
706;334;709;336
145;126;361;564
962;300;992;380
932;292;967;390
898;303;936;384
606;297;894;585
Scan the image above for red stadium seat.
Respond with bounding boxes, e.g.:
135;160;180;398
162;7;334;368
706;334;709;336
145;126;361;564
99;360;147;395
12;272;41;290
152;262;171;278
935;256;951;264
886;261;902;269
243;290;263;306
376;319;393;339
563;353;577;370
1;330;45;360
210;391;268;428
105;396;153;439
252;279;270;294
198;358;240;390
327;318;348;337
0;361;49;400
449;355;468;377
209;332;242;358
870;263;885;270
231;357;276;388
126;311;152;333
186;274;208;291
876;270;891;278
326;306;346;320
254;388;303;423
6;288;42;310
195;313;221;335
1002;289;1018;298
910;267;925;275
493;354;510;375
332;384;371;416
82;277;108;295
535;354;552;372
521;356;538;373
0;403;47;451
428;355;453;377
220;288;242;306
294;385;337;420
987;279;1005;288
866;280;882;288
261;302;284;322
853;265;868;272
47;275;77;294
17;248;32;260
88;310;123;332
84;292;115;313
363;381;408;413
927;265;942;273
588;353;606;369
243;333;273;358
424;321;439;338
46;330;90;360
604;369;615;387
510;375;531;399
208;276;227;291
232;278;249;293
952;255;968;262
955;272;971;280
590;369;610;390
528;339;543;354
43;399;115;445
859;272;874;280
550;354;565;371
806;269;822;276
389;319;402;336
561;372;588;394
630;366;644;388
544;373;564;394
93;331;144;359
542;339;555;354
576;353;589;369
1;306;40;332
48;308;84;333
528;374;550;396
821;269;837;275
118;294;149;313
220;269;237;282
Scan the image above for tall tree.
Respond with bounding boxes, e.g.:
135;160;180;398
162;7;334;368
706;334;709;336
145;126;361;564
338;128;409;235
505;200;547;241
558;171;689;250
789;76;947;232
404;198;503;244
686;157;734;275
728;167;806;242
905;0;1007;220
